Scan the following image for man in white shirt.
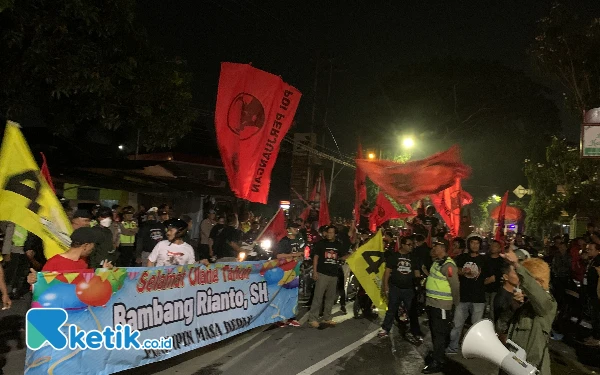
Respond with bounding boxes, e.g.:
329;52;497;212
148;218;196;266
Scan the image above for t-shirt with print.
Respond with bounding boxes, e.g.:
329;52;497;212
456;253;488;303
148;240;195;266
275;237;302;256
314;240;347;277
386;252;419;289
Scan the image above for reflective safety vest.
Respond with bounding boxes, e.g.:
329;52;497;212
119;221;137;246
90;220;98;227
12;224;28;247
425;257;456;301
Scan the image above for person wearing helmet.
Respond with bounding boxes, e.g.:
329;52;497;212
118;206;138;267
90;206;117;269
147;218;195;266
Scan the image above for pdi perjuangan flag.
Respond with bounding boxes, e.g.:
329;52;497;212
215;62;302;203
0;121;72;259
25;260;300;375
346;231;387;311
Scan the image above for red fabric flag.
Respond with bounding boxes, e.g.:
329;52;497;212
404;204;416;216
256;208;288;243
431;178;463;237
369;192;411;229
318;172;330;227
40;152;56;193
299;183;317;222
354;143;367;224
215;63;302;203
356;145;471;204
494;191;509;242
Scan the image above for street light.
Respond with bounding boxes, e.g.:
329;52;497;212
402;137;415;149
118;145;124;150
368;152;376;159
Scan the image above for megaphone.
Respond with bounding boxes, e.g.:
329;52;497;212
462;319;539;375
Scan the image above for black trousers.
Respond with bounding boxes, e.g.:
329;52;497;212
427;306;452;364
6;253;28;295
409;290;424;335
118;245;135;267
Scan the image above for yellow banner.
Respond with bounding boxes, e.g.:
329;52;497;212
346;230;387;311
0;121;72;259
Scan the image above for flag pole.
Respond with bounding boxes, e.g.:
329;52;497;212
256;208;283;242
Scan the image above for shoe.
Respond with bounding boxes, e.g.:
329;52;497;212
287;319;301;327
377;329;389;338
308;321;320;328
275;321;287;328
323;320;337;326
422;360;444;374
445;348;458;355
340;305;347;314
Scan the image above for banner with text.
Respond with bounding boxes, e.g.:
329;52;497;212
25;260;300;375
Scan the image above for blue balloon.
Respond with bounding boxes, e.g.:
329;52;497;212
264;267;284;285
37;283;87;310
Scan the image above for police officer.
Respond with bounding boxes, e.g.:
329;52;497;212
118;206;138;267
422;241;460;374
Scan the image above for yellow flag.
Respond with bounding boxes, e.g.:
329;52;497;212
346;231;387;311
0;121;72;259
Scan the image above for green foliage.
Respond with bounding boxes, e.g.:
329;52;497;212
474;195;501;231
0;0;197;149
524;137;600;235
528;2;600;116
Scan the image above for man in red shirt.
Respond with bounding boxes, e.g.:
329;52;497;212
27;227;110;284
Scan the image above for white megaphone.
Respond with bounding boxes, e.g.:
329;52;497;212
462;319;539;375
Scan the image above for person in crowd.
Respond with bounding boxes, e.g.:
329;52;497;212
135;210;165;266
135;205;147;225
199;210;217;259
90;206;118;269
551;239;571;339
213;214;243;262
180;215;194;244
583;242;600;346
413;234;432;276
71;209;92;230
446;235;488;354
208;216;226;259
422;241;459;374
273;221;304;328
493;262;522;343
484;240;504;320
147;218;197;267
500;251;557;375
2;223;28;300
570;238;587;284
307;225;349;328
450;237;466;258
336;224;354;314
303;225;330;309
379;236;421;343
383;230;397;258
111;204;121;223
158;209;170;223
118;206;138;267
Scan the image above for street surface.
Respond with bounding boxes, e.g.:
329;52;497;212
2;297;597;375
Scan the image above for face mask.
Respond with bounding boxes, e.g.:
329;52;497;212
100;217;112;227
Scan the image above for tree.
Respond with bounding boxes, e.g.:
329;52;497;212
528;2;600;116
524;137;600;236
0;0;197;149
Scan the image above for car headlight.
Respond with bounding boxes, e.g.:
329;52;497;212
260;239;272;250
238;252;246;261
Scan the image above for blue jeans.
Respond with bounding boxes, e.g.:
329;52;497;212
447;302;485;351
381;285;414;332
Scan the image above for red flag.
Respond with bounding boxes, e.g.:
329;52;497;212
431;178;463;237
404;204;416;216
256;208;288;243
40;152;56;193
318;172;330;227
494;191;509;242
356;145;471;204
369;192;411;229
354;143;367;224
215;63;302;203
299;183;317;222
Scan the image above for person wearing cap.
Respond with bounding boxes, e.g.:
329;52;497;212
118;206;138;267
158;210;169;223
135;210;165;266
422;241;459;374
147;218;196;267
199;210;217;260
273;222;304;328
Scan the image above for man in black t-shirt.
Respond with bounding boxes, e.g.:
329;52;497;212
379;236;420;340
413;234;432;276
494;262;521;342
209;216;226;258
484;240;505;320
307;226;349;327
214;214;243;262
446;236;489;354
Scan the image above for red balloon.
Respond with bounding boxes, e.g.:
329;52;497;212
76;276;113;307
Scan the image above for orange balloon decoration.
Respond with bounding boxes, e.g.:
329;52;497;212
75;276;113;307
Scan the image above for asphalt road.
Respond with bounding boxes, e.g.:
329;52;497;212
2;298;598;375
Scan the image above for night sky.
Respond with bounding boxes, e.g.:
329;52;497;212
137;1;600;213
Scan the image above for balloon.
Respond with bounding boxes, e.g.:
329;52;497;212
37;283;87;310
263;267;284;285
282;278;299;289
76;276;113;306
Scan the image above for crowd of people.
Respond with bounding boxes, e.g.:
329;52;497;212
1;200;600;375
